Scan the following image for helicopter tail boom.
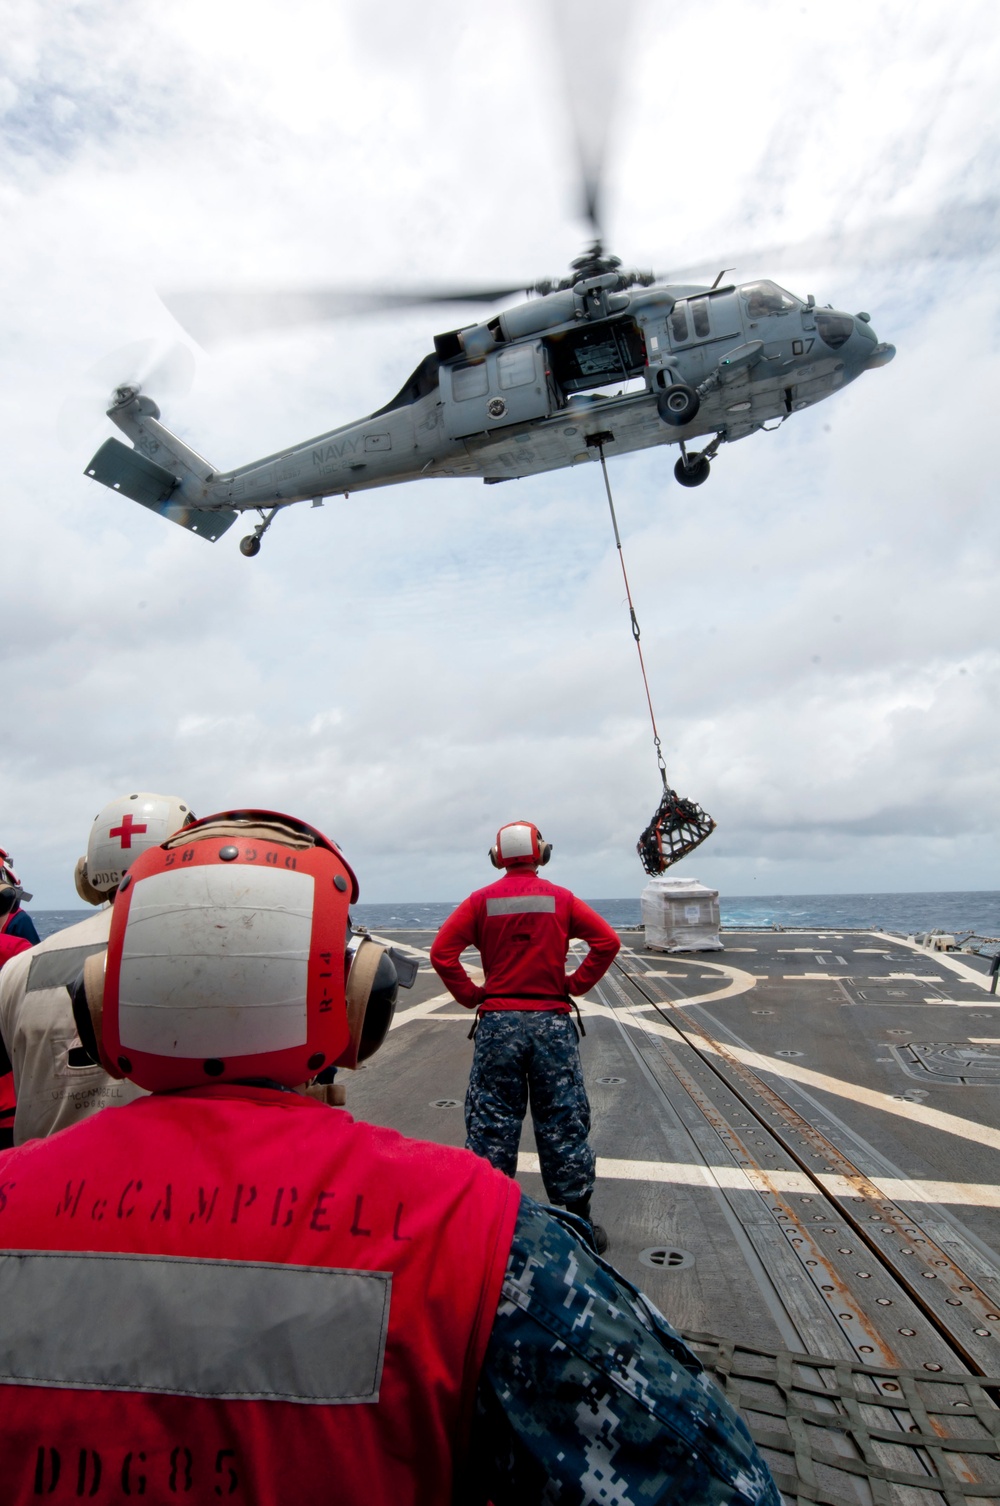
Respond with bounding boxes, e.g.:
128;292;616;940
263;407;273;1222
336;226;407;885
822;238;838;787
83;390;238;542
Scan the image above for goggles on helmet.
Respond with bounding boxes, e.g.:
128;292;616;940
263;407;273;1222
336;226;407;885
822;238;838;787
69;810;400;1094
489;821;552;870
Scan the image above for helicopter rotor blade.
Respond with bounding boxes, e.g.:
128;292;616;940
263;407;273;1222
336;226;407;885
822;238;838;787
546;0;637;243
658;197;1000;286
160;286;528;348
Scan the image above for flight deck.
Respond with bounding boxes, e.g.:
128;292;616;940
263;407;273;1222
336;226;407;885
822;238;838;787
348;926;1000;1506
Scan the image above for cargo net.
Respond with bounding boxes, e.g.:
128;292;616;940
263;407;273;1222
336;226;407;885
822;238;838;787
637;787;717;876
685;1331;1000;1506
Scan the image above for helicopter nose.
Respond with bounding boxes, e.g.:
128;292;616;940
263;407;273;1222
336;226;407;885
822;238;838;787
864;341;895;369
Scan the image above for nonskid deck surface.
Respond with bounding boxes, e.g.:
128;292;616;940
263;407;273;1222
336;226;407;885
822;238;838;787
349;926;1000;1506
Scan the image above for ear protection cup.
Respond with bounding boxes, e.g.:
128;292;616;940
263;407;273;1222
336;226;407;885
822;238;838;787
489;845;502;869
538;840;552;866
67;951;124;1078
336;935;399;1069
74;857;107;907
357;950;400;1063
0;885;18;917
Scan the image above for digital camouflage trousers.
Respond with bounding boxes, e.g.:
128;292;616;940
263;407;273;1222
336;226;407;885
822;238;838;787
465;1010;595;1205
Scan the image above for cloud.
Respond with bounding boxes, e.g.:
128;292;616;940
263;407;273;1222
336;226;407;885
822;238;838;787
2;0;1000;910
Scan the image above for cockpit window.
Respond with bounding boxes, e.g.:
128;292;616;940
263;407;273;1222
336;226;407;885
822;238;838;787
740;280;799;318
814;311;855;350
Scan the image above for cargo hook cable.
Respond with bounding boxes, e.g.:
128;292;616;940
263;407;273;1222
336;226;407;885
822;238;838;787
595;441;668;787
592;440;717;875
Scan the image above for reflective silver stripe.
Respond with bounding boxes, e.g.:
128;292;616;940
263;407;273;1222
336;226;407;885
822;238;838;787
26;944;106;994
486;897;556;916
0;1251;389;1405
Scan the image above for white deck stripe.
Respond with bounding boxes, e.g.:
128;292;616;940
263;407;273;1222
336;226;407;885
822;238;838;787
699;1034;1000;1157
515;1153;999;1206
885;935;993;991
365;933;433;961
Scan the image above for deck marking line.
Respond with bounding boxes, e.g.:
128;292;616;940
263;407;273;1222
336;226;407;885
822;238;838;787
885;934;993;992
365;932;433;962
611;986;1000;1156
389;995;467;1028
700;1037;1000;1155
618;959;757;1008
514;1155;999;1206
388;968;485;1029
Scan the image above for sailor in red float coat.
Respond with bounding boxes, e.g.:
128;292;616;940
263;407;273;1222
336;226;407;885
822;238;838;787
0;920;32;971
431;821;620;1248
430;865;620;1012
0;1085;519;1506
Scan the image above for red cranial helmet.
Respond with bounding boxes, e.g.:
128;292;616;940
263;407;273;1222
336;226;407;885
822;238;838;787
489;821;552;870
93;810;373;1093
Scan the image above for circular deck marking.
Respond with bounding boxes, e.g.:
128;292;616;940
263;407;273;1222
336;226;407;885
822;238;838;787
775;1050;803;1057
429;1099;461;1109
632;956;757;1008
596;1076;626;1085
639;1246;694;1271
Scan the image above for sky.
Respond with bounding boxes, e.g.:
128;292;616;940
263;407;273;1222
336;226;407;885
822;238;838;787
2;0;1000;907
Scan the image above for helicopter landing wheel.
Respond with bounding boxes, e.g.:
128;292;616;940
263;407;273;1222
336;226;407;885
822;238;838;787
674;453;710;488
239;534;262;557
657;383;700;427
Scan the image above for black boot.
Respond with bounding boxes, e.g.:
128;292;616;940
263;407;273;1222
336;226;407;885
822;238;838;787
563;1195;609;1255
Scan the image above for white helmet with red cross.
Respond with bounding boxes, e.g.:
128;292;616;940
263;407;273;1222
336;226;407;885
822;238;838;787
77;792;195;901
489;820;552;870
79;809;396;1094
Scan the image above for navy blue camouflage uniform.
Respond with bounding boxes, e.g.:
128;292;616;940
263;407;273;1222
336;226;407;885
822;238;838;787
466;1194;781;1506
466;1011;594;1203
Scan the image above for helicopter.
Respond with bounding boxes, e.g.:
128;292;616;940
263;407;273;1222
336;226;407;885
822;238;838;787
80;0;901;559
82;241;894;557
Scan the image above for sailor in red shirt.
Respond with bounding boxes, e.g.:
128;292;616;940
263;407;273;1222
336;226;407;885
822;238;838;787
430;820;620;1250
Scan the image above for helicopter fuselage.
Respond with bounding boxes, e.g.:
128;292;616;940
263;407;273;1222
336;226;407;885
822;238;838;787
87;275;894;550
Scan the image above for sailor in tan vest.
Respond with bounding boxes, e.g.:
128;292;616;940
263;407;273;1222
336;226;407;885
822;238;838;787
0;791;194;1143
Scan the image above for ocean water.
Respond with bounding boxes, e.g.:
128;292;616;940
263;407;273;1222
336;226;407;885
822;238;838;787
26;891;1000;943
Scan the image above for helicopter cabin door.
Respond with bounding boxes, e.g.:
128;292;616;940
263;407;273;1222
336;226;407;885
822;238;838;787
442;341;552;440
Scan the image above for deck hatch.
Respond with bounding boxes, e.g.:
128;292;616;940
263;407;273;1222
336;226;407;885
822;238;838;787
891;1041;1000;1086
